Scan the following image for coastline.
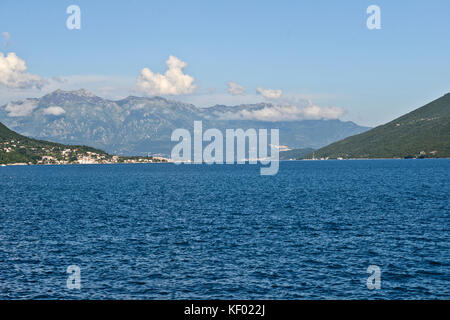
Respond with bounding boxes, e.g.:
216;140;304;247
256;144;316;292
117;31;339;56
0;161;172;167
3;157;450;167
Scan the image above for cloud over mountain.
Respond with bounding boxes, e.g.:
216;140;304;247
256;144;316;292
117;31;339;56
256;87;282;99
135;55;196;96
5;99;38;117
217;100;345;121
43;106;66;116
227;81;246;95
0;52;45;89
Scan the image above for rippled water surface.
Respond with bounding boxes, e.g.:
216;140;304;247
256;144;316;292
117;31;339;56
0;160;449;299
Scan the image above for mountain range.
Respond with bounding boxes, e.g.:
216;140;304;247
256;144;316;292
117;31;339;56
306;93;450;159
0;89;369;156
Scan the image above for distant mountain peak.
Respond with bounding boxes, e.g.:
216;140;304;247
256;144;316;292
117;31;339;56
38;89;101;105
115;95;171;107
74;88;96;97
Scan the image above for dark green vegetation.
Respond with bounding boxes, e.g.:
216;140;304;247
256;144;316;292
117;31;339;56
0;121;168;165
305;93;450;159
279;148;315;160
0;121;110;165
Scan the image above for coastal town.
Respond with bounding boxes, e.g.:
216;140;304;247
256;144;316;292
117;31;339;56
0;139;170;166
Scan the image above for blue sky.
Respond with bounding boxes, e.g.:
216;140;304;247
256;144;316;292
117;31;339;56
0;0;449;126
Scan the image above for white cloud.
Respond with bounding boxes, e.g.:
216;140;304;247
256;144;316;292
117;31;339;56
43;106;66;116
227;81;246;95
5;100;38;117
135;55;196;96
256;87;282;99
217;100;345;121
0;52;45;89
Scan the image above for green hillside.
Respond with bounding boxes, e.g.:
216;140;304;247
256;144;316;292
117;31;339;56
304;93;450;159
0;121;110;165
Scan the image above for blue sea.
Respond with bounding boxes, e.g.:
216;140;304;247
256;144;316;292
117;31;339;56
0;160;449;299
